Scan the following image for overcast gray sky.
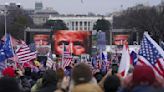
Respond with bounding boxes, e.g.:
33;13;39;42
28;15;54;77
0;0;161;14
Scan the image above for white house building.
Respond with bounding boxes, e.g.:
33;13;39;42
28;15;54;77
48;15;113;31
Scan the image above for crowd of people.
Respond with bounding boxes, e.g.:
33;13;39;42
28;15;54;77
0;59;164;92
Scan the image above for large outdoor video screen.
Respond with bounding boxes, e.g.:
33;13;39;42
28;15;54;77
113;34;129;45
33;34;50;46
26;32;51;46
26;31;51;56
53;30;91;56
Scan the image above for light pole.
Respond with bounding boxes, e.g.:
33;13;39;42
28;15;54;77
0;9;7;36
4;10;7;36
0;8;8;67
110;14;113;45
133;27;138;45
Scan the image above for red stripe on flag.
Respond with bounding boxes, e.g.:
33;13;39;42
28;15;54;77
157;59;164;73
63;58;72;68
138;57;164;78
16;41;36;63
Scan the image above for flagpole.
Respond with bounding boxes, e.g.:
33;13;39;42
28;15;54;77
10;36;17;70
4;10;7;67
70;42;73;57
62;43;64;68
4;7;8;68
100;48;102;62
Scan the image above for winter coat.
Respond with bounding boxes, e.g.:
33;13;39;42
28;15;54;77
71;83;103;92
31;78;43;92
38;84;57;92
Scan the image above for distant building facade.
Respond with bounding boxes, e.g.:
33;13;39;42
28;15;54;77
48;15;112;31
0;2;22;12
30;8;59;25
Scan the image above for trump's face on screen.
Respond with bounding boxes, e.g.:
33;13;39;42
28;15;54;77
53;30;90;56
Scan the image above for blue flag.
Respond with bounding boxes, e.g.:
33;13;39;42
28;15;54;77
102;52;105;60
91;57;97;68
130;51;138;65
3;34;14;58
0;41;6;62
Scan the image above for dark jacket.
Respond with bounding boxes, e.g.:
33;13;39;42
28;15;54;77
132;85;156;92
119;85;157;92
18;76;34;92
38;83;57;92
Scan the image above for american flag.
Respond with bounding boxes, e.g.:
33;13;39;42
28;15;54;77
16;41;36;63
138;32;164;78
62;43;72;68
0;62;5;72
46;57;54;69
46;52;55;69
62;57;73;68
160;41;164;50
